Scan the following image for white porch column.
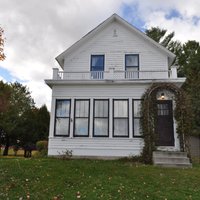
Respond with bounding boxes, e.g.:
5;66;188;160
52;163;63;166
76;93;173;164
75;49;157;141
109;67;115;80
89;98;93;138
170;66;177;78
53;68;59;79
129;98;133;139
109;98;113;138
69;98;74;138
48;97;55;138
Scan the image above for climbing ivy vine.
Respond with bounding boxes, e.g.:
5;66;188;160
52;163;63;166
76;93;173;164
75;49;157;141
140;83;192;164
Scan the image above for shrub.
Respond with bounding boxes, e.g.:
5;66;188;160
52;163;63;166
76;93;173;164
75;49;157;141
36;140;48;152
58;149;73;160
34;141;48;158
13;145;20;156
33;149;48;158
119;155;144;163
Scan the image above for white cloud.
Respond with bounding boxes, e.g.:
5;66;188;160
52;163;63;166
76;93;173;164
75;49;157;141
0;0;200;110
123;0;200;42
26;80;52;109
0;0;128;109
145;11;200;42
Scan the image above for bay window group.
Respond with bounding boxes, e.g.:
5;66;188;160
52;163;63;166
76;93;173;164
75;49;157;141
54;98;142;138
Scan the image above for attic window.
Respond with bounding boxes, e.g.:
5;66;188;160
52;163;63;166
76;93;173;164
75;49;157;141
113;29;118;37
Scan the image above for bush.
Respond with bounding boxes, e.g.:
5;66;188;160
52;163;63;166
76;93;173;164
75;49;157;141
36;140;48;152
33;149;48;158
13;145;20;156
119;155;144;163
58;149;73;160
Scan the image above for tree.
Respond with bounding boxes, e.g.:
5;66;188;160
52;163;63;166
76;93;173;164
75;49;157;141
0;81;11;113
178;40;200;76
0;82;34;155
0;81;11;153
36;105;50;140
182;49;200;135
146;27;174;47
146;27;182;68
0;27;5;61
146;27;200;136
16;108;38;147
15;104;49;157
16;105;50;147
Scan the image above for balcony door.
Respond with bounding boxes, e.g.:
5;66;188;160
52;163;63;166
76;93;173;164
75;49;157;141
125;54;139;79
91;55;104;79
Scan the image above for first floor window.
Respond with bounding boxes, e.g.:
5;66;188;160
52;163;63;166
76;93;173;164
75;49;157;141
133;99;143;137
54;99;71;136
74;99;90;136
113;99;129;137
93;99;109;137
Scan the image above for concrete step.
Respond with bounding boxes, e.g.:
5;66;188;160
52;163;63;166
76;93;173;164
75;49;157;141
154;162;192;168
153;151;192;168
153;151;187;158
153;157;190;164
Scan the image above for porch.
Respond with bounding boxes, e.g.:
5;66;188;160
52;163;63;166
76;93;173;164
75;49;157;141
52;66;178;81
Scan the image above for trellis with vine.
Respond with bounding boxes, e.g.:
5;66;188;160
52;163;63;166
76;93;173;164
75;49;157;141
140;83;192;164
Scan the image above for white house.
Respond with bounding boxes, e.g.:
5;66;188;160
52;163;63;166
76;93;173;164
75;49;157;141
45;14;185;158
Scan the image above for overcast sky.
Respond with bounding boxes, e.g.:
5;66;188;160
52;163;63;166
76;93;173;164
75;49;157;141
0;0;200;110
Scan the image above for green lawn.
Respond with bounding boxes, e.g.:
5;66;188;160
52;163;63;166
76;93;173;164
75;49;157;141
0;158;200;200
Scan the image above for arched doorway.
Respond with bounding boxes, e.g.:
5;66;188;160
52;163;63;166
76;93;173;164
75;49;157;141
141;83;192;164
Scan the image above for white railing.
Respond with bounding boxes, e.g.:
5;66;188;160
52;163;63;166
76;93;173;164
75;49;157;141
52;68;177;81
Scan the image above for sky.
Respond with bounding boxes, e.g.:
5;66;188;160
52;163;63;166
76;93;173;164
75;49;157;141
0;0;200;110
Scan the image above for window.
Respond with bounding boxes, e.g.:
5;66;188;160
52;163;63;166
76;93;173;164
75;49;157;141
113;100;129;137
91;55;104;79
125;54;139;78
93;100;109;137
74;100;90;137
133;99;143;137
157;103;169;116
54;99;71;136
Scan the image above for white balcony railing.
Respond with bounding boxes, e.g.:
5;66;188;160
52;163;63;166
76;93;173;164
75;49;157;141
52;67;177;81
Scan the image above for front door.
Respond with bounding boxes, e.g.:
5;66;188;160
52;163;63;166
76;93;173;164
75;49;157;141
155;100;174;146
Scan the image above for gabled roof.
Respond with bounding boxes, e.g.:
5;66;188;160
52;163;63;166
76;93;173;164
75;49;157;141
56;13;176;68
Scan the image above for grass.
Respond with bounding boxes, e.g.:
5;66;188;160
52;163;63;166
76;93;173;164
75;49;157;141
0;158;200;200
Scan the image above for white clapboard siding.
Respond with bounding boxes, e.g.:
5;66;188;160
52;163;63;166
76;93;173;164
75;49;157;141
46;15;182;158
48;83;147;157
48;137;144;157
52;84;148;98
63;21;168;73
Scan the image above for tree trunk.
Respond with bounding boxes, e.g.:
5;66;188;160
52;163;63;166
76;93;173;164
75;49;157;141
3;136;9;156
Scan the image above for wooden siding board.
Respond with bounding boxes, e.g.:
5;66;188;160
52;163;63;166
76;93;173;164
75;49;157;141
52;84;148;98
48;137;144;157
49;84;148;157
47;18;178;157
63;21;168;73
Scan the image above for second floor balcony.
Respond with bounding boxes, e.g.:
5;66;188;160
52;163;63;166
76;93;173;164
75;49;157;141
52;66;178;81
